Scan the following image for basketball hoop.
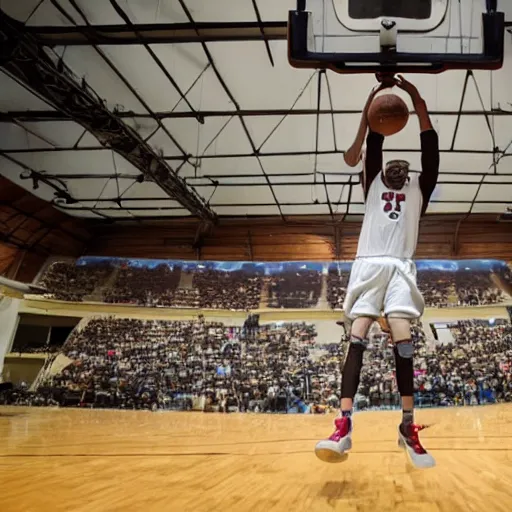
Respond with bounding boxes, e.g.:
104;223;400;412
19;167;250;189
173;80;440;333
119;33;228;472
288;0;505;74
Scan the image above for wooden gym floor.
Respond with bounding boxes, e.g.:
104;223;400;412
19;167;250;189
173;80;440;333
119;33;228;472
1;406;512;512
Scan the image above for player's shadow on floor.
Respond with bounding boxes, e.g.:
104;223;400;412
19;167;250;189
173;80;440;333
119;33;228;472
319;481;350;502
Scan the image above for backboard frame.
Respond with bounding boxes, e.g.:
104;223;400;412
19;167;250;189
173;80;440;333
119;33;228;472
288;1;505;74
334;0;449;33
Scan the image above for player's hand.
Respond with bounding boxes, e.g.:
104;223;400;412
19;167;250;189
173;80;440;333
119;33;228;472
376;72;398;89
364;80;393;112
370;80;394;97
395;75;422;103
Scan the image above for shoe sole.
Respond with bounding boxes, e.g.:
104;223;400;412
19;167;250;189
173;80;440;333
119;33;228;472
315;437;352;463
315;448;349;463
398;434;417;467
398;431;436;469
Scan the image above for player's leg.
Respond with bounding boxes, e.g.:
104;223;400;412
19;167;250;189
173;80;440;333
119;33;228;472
315;316;374;463
387;316;415;423
388;316;434;468
385;267;435;468
340;260;389;414
340;316;374;416
315;259;386;462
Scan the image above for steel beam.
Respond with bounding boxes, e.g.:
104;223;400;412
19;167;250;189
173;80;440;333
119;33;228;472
0;13;217;223
25;20;289;46
14;16;512;47
3;108;512;123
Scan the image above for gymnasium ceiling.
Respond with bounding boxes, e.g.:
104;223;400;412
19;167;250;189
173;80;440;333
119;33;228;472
0;176;91;257
1;0;512;223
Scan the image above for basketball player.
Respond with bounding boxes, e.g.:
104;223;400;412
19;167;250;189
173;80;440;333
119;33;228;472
315;75;439;469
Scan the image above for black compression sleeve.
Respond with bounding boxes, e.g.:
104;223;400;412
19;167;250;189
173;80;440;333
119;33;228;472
363;131;385;197
419;130;440;215
341;343;365;399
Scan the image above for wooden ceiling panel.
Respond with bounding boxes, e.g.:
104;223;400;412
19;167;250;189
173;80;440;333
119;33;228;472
0;177;91;267
87;214;512;262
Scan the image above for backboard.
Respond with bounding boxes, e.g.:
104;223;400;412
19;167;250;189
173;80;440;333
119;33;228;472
288;0;504;74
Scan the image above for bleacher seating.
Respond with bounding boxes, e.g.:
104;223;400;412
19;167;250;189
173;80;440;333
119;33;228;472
326;267;350;309
3;316;505;411
40;261;112;301
268;270;322;309
38;259;510;310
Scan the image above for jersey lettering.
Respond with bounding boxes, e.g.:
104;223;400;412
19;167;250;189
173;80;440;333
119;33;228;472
381;192;406;220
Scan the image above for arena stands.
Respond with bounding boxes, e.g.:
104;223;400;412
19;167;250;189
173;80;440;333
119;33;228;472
455;271;505;306
3;315;509;412
40;261;112;302
268;270;322;309
17;257;510;412
32;317;317;412
503;267;512;287
241;323;317;412
169;288;201;309
103;263;181;306
426;320;512;405
417;270;454;307
192;268;263;310
310;320;512;409
41;316;241;409
309;322;430;409
37;259;510;310
326;266;350;309
9;345;60;355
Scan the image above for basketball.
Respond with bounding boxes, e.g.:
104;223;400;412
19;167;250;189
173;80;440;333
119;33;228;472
368;91;409;136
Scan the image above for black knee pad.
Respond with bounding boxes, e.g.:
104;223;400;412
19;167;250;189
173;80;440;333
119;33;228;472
395;339;414;358
393;341;414;397
341;336;367;399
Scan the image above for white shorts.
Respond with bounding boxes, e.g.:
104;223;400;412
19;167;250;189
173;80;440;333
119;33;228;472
343;257;425;320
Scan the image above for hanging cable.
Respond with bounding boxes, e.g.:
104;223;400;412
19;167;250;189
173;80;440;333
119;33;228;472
258;71;317;151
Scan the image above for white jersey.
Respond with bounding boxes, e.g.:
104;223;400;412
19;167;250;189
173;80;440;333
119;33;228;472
356;172;423;259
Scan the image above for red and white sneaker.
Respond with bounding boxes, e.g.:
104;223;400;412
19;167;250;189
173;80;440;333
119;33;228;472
398;423;436;469
315;416;352;463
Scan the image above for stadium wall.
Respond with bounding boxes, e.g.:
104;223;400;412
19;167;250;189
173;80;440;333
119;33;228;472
87;215;512;261
18;298;511;325
0;296;20;376
0;178;91;282
0;244;18;275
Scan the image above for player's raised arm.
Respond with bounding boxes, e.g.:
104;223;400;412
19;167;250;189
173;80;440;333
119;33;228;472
345;84;390;197
396;75;439;214
343;104;369;168
344;84;386;168
395;75;432;132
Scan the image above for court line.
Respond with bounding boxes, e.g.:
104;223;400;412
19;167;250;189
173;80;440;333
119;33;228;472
2;436;511;452
1;447;511;458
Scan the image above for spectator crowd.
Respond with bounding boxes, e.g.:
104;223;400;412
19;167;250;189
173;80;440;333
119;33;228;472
40;260;113;302
327;267;350;309
3;316;511;412
417;270;453;308
267;270;323;309
455;271;505;307
38;260;511;310
26;317;316;412
193;268;263;310
104;264;181;306
310;319;512;409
